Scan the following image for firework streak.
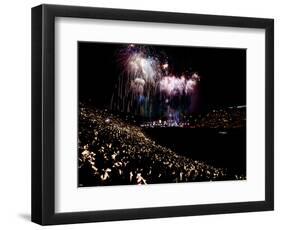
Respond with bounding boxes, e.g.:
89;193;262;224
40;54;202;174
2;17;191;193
110;44;200;122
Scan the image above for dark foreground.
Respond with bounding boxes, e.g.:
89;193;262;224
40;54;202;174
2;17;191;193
78;106;245;187
143;128;246;176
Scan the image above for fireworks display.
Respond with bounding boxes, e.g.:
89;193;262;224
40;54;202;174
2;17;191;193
110;44;200;122
78;42;247;187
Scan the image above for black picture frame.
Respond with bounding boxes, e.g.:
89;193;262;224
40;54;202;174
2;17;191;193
31;4;274;225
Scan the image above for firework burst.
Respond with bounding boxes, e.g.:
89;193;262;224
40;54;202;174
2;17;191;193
110;44;200;122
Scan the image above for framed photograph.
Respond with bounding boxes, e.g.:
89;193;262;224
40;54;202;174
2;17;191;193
31;4;274;225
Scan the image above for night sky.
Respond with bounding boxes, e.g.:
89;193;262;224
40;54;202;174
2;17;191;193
78;42;246;113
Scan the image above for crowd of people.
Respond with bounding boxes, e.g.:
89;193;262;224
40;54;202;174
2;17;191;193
78;106;243;187
138;106;246;129
188;106;246;129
